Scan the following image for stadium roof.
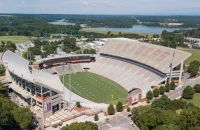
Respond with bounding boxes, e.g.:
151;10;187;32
2;50;63;93
2;50;34;82
100;38;191;73
37;54;91;64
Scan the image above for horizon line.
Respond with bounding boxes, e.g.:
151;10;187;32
0;13;200;16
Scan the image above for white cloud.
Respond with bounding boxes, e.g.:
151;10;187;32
0;0;200;15
80;1;97;7
81;1;89;6
105;4;116;8
21;0;25;4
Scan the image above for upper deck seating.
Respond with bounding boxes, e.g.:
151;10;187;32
100;39;191;74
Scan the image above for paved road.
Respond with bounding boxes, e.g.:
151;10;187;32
184;76;200;87
166;87;183;100
97;112;139;130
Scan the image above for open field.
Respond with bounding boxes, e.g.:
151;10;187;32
186;94;200;108
80;29;154;38
177;47;200;65
62;72;128;104
0;36;35;44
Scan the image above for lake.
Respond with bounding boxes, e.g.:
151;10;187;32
82;25;193;34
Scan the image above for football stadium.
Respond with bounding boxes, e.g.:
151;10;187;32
1;38;191;126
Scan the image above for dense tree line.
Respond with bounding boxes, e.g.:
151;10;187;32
74;31;144;39
136;16;200;27
42;14;138;28
179;28;200;38
0;41;16;52
0;15;81;37
146;82;176;102
151;30;187;48
0;15;146;40
23;37;80;61
132;95;200;130
0;84;34;130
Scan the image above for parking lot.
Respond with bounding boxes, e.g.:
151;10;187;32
97;112;139;130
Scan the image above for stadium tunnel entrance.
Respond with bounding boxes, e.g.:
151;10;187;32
127;88;142;105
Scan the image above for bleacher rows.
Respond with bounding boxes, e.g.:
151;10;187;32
46;64;84;76
81;57;167;96
100;39;191;74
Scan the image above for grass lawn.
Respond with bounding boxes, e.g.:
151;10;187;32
80;29;153;38
0;36;35;44
186;94;200;108
177;47;200;65
61;72;128;105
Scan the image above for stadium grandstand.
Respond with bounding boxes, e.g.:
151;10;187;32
32;38;190;103
82;38;191;99
0;38;191;126
1;50;103;125
33;54;94;70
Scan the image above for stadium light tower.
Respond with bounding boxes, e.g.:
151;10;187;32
169;51;175;83
68;63;72;111
61;62;72;111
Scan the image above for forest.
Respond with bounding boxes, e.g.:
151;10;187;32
136;16;200;27
0;83;34;130
177;28;200;38
132;95;200;130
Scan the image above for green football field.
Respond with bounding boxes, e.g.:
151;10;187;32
61;72;128;104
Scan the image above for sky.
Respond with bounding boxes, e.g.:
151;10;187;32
0;0;200;15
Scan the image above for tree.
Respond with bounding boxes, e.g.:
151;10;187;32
165;83;170;92
63;46;71;53
152;95;171;110
22;51;35;61
6;41;16;52
94;114;99;121
182;86;195;99
41;52;48;58
13;108;34;129
153;34;160;38
127;107;131;112
63;37;76;49
0;92;34;130
76;101;81;108
83;49;90;54
153;89;160;97
107;104;115;115
107;31;111;35
187;60;200;78
170;81;176;90
0;64;5;76
61;121;98;130
146;90;153;100
194;84;200;93
90;49;96;54
156;124;180;130
116;101;123;112
190;65;199;78
159;86;165;95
